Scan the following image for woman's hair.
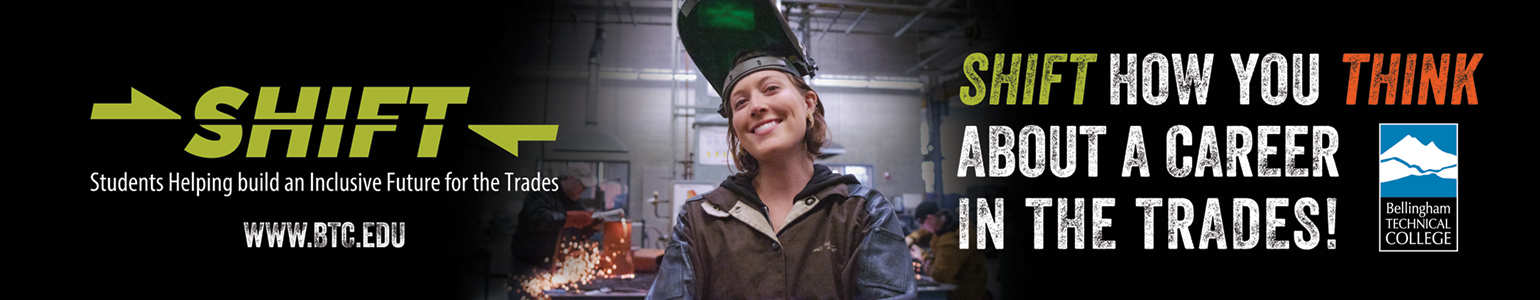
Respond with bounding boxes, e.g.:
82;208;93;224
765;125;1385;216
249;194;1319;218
725;51;829;177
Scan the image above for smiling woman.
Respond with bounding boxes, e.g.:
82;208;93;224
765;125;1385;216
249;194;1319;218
725;51;829;183
647;1;918;298
648;17;917;299
723;51;832;233
646;53;917;300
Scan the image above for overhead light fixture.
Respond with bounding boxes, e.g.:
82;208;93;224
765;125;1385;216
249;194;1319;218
810;76;924;90
866;80;923;90
817;141;846;159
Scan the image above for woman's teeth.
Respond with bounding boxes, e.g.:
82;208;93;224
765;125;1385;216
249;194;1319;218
754;120;779;134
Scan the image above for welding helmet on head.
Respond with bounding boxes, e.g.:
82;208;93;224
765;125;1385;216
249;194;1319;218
677;0;818;118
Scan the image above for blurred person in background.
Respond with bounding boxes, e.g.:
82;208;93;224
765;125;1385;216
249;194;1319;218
908;201;988;300
508;163;602;299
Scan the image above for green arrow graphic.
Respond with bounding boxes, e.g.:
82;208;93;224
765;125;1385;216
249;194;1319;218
468;125;558;157
92;88;182;119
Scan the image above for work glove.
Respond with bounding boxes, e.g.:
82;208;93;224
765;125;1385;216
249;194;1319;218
564;211;594;228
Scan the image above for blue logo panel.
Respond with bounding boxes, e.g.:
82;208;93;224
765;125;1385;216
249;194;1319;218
1379;124;1458;198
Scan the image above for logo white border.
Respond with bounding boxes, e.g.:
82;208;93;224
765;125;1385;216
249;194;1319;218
1378;123;1458;252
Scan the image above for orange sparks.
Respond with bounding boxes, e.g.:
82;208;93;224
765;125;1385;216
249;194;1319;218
512;238;625;300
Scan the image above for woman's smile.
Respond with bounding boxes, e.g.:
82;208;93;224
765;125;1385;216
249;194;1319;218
731;70;816;158
749;119;781;135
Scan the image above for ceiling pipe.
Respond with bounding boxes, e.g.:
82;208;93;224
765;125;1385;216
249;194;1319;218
555;5;629;153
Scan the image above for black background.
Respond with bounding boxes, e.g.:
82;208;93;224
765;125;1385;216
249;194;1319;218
966;9;1515;296
71;6;1517;298
81;10;519;298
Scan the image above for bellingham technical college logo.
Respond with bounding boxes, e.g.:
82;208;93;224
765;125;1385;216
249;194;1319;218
1378;124;1457;252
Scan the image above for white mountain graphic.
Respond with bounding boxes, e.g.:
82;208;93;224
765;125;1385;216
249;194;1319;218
1379;135;1457;183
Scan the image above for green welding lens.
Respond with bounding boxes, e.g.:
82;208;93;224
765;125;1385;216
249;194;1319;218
697;0;754;31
